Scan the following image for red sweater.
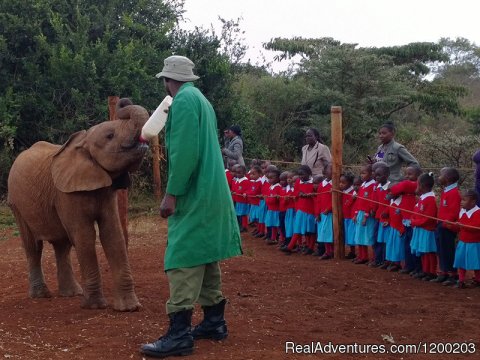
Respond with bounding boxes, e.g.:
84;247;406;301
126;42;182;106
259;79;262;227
319;180;332;214
279;186;295;212
375;182;391;221
225;170;234;189
389;198;405;234
355;179;377;215
247;179;262;206
438;185;461;231
457;206;480;243
265;183;282;211
410;192;438;231
231;177;249;204
294;179;315;214
342;187;356;220
389;180;417;220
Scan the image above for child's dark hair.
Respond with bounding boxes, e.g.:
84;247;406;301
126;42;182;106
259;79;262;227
251;165;262;175
353;175;362;184
296;165;312;176
361;163;373;173
463;189;479;202
380;121;396;133
443;167;460;183
268;169;281;178
236;165;247;174
408;164;423;177
418;172;435;190
373;162;390;175
340;172;355;185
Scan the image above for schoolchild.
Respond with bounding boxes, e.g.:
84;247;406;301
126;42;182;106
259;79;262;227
340;173;356;259
453;190;480;288
282;165;316;254
410;172;438;281
353;164;377;264
433;167;461;285
265;169;283;245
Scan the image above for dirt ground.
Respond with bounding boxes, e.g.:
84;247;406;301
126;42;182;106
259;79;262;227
0;215;479;360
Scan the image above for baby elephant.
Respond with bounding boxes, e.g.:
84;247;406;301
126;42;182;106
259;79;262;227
7;100;148;311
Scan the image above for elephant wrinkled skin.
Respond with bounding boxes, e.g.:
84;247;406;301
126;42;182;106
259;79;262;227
7;101;148;312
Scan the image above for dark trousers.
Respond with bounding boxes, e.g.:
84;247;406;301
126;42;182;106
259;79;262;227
435;223;457;273
403;226;422;271
372;221;385;264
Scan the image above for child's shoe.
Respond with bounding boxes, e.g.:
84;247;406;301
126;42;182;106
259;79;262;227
430;274;448;283
454;281;466;289
345;252;356;260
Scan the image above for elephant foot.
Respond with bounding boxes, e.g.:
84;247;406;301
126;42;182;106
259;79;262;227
113;293;141;312
59;282;84;297
29;284;52;298
81;296;107;310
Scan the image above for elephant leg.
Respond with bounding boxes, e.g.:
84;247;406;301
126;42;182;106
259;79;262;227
52;241;83;297
26;241;52;298
98;208;140;312
11;209;51;298
70;224;107;309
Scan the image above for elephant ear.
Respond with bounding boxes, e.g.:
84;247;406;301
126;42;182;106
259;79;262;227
51;130;112;193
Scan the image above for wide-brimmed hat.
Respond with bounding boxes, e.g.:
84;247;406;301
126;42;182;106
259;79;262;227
155;55;199;82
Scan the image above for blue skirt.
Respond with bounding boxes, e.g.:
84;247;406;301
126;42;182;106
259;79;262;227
344;219;356;246
386;228;405;262
377;224;391;244
453;241;480;270
265;210;280;227
235;202;250;216
293;210;316;235
249;204;261;222
285;208;296;238
354;211;376;246
410;227;437;256
317;213;333;243
258;200;267;223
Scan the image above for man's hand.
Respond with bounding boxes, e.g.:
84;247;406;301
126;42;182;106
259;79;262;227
160;194;176;218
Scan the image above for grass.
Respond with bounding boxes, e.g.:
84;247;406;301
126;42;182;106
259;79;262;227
0;203;16;228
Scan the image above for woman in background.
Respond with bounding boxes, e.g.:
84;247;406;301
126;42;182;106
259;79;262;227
222;125;245;167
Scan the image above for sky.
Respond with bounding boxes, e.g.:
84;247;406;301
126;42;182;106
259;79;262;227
179;0;480;71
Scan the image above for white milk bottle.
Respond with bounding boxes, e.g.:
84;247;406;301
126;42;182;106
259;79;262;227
140;95;173;141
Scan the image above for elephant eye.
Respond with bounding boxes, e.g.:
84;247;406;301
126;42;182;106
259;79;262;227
106;133;114;139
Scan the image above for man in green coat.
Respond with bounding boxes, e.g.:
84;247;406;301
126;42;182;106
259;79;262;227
140;56;242;358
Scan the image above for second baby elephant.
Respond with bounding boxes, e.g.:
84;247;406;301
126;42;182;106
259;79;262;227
7;100;148;311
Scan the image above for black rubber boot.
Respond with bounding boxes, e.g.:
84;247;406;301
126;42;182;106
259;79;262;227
140;310;194;358
191;299;228;340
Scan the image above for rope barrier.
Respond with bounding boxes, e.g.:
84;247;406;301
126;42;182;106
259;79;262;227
230;188;480;231
243;158;475;172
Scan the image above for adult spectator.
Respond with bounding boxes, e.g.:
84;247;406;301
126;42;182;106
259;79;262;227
222;125;245;167
140;55;242;358
473;149;480;206
373;122;419;183
301;128;332;176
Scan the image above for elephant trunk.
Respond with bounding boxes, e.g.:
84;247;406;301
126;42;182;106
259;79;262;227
115;99;149;146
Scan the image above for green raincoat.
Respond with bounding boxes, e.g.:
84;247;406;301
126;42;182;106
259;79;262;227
164;82;242;271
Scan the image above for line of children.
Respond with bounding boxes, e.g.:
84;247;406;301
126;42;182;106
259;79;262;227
232;160;480;289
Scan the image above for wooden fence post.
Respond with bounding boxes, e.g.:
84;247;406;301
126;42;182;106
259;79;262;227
108;96;129;248
151;135;162;201
331;106;344;259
